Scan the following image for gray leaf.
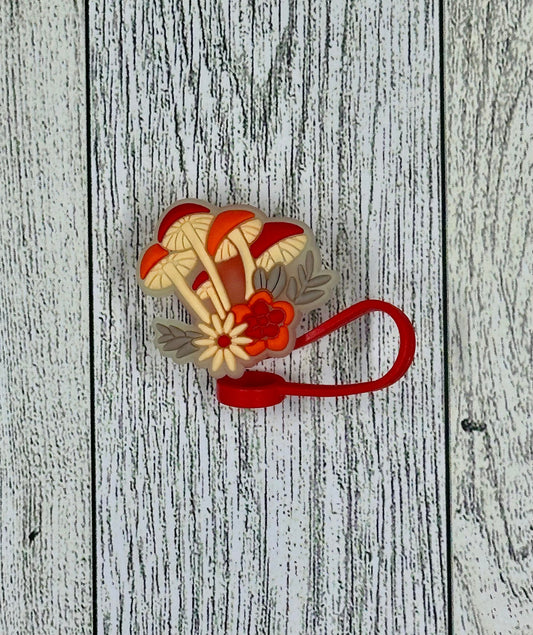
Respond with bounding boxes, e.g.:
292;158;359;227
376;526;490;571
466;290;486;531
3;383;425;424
162;339;182;351
157;334;182;344
168;325;186;337
253;268;267;290
159;335;189;346
295;289;324;305
154;320;200;353
298;264;308;287
305;250;314;275
268;266;287;297
162;336;197;353
286;277;298;301
306;273;332;288
185;330;202;339
266;265;281;289
160;336;187;350
173;342;198;359
155;323;172;335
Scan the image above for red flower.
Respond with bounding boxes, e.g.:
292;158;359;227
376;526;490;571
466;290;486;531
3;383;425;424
231;290;295;356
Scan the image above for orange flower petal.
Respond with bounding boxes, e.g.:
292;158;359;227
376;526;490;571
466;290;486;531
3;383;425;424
231;304;251;323
249;290;273;306
267;326;289;351
273;300;294;325
245;340;266;356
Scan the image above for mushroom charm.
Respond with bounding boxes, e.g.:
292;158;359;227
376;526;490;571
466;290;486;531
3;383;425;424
138;199;338;379
138;198;417;408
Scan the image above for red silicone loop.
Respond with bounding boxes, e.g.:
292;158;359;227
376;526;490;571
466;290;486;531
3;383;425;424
285;299;416;397
216;299;416;407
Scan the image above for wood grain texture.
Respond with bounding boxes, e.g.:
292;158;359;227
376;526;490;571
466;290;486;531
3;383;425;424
0;1;91;633
446;1;533;632
91;0;446;632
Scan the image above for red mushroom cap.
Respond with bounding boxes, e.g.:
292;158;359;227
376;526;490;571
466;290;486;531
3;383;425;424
250;222;304;258
140;244;169;279
192;270;209;290
157;202;211;242
206;210;256;256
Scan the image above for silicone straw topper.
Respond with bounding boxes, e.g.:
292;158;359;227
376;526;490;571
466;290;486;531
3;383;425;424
138;199;416;408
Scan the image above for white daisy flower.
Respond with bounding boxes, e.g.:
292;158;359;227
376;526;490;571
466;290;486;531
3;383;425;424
193;312;252;377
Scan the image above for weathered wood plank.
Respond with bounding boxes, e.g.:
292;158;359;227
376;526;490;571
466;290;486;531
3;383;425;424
0;1;91;632
446;1;533;632
91;0;446;632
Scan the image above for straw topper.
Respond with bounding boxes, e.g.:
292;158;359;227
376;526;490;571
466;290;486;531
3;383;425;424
138;199;416;408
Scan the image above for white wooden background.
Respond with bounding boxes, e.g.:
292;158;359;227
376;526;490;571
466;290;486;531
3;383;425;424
447;1;533;632
0;1;531;634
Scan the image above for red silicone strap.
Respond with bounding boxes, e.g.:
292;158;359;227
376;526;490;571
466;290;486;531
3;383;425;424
216;299;416;408
286;299;416;397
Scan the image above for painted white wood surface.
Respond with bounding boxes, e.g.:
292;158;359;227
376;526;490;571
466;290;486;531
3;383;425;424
446;1;533;633
0;1;91;632
91;1;446;632
5;1;533;632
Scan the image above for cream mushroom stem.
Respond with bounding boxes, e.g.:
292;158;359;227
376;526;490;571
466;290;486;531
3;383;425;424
229;228;257;300
206;285;226;320
195;281;226;320
181;223;231;312
162;263;211;323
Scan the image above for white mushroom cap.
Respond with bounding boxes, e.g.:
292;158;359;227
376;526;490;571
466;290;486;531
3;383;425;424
161;215;213;251
255;234;308;271
140;245;196;292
